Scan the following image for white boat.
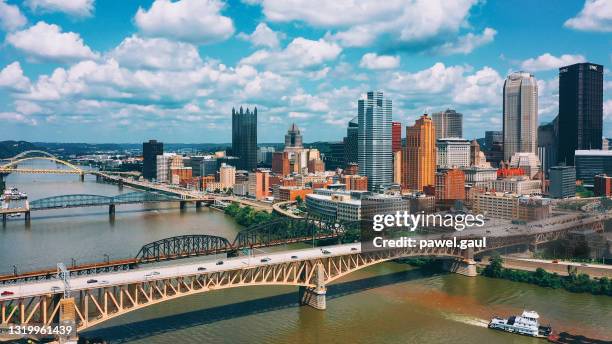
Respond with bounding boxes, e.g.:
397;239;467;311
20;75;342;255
488;310;552;338
3;187;27;200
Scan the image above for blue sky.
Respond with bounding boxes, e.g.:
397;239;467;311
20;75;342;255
0;0;610;143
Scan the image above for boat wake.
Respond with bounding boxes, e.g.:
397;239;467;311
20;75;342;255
441;313;489;328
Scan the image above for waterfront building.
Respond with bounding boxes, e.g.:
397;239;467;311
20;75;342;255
170;167;192;185
503;72;538;161
305;189;409;222
358;91;393;191
509;152;541;178
432;109;463;139
156;153;177;183
574;150;612;185
219;163;236;189
232;106;257;171
143;140;163;180
486;176;542;195
436;138;470;169
247;169;270;200
472;192;550;221
594;174;612;197
549;165;576;198
557;63;604;165
403;114;436;191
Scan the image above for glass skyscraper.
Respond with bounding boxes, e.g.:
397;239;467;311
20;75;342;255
344;116;359;166
503;72;538;161
557;62;604;165
358;91;392;192
142;139;163;180
232;106;257;171
432;109;463;139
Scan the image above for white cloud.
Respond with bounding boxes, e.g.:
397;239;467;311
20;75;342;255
256;0;482;50
240;37;341;71
25;0;95;17
520;53;586;72
14;100;43;115
135;0;234;44
604;99;612;120
6;22;99;62
433;27;497;55
564;0;612;32
359;53;400;70
237;23;284;48
0;62;31;91
0;0;27;31
109;35;202;70
0;112;36;125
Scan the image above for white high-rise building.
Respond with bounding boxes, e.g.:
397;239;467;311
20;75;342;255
358;91;392;191
436;138;470;168
219;163;236;189
503;72;538;161
156;153;178;183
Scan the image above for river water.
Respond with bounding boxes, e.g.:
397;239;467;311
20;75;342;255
2;162;611;343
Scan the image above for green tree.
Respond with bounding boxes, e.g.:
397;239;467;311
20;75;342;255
295;195;303;204
483;255;503;278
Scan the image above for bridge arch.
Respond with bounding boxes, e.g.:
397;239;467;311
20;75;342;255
0;156;83;173
9;150;57;160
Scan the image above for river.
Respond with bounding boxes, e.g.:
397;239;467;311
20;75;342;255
2;161;611;343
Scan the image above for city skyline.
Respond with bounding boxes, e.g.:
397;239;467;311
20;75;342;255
0;0;610;143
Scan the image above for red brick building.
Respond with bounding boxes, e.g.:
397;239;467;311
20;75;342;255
272;152;291;176
594;174;612;196
343;175;368;191
392;121;402;153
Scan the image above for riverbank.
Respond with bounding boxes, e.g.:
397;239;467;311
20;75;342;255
481;256;612;296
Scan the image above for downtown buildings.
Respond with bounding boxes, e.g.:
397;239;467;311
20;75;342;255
503;72;538;161
403;114;436;192
232;106;257;171
557;63;604;165
142;139;163;180
357;91;393;192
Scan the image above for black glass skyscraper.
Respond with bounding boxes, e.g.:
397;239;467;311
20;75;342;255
232;106;257;171
142;139;163;180
344;116;358;166
557;62;604;165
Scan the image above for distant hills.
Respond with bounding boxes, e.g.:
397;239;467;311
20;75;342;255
0;141;39;159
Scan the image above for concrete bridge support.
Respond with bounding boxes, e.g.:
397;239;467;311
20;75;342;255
195;201;203;210
2;214;5;226
79;173;85;182
442;247;477;277
58;297;78;343
299;262;326;310
24;211;30;225
109;204;115;217
180;201;187;211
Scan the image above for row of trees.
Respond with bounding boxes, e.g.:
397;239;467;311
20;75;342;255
482;256;612;296
224;202;274;227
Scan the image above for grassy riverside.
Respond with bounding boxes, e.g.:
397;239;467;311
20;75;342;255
481;255;612;296
223;202;275;227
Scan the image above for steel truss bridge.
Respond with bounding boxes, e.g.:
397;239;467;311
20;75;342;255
0;213;607;339
29;192;182;211
0;217;349;284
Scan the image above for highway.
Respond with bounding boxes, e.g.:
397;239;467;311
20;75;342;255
0;243;361;301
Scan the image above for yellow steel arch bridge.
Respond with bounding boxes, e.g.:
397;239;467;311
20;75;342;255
0;150;84;175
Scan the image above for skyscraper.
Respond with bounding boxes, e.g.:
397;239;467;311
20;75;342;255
432;109;463;138
557;62;604;165
503;72;538;161
344;116;359;166
358;91;392;191
142;139;163;180
232;106;257;171
284;123;303;151
403;114;436;192
392;121;402;152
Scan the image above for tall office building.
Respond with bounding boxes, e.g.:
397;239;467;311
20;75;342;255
142;140;163;180
503;72;538;161
344;116;359;166
403;114;436;192
358;91;393;191
432;109;463;138
538;118;558;177
557;62;604;165
392;121;402;152
436;138;470;169
284;123;303;151
232;106;257;171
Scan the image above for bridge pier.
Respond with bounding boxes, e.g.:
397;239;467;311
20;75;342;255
180;201;187;211
195;201;203;209
24;211;30;225
109;204;115;217
2;214;6;226
58;297;78;344
79;173;85;182
299;262;326;310
442;248;477;277
0;174;4;193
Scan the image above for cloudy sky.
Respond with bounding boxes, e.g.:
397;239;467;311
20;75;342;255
0;0;610;143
